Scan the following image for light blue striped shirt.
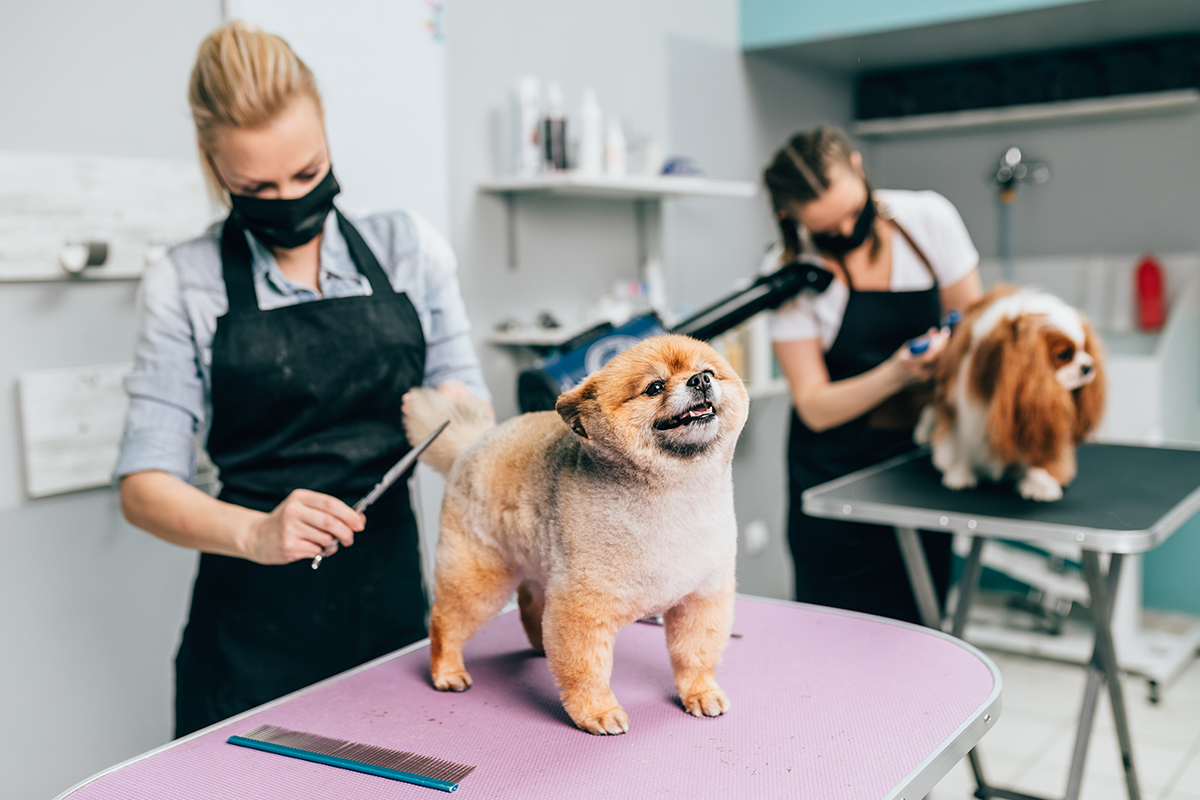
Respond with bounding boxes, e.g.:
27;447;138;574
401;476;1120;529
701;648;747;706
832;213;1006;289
115;207;490;484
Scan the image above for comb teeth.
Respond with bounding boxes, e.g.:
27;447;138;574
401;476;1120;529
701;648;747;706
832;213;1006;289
240;724;477;784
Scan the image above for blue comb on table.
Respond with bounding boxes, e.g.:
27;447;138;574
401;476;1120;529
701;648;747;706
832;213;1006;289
227;724;476;793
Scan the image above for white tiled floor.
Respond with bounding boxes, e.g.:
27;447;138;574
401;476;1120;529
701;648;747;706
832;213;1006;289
930;650;1200;799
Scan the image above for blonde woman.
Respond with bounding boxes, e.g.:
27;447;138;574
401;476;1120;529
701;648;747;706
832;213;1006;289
116;21;490;737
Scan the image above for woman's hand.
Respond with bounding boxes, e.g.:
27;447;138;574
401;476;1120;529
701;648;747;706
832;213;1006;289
242;489;365;565
889;326;949;386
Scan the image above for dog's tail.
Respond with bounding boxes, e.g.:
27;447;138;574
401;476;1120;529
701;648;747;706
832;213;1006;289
402;387;496;475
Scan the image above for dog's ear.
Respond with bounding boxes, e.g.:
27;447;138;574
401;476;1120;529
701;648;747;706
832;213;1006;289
1074;320;1107;441
556;382;594;439
980;316;1073;465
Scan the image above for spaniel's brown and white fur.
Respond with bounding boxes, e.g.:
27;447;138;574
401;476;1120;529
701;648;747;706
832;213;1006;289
917;285;1106;501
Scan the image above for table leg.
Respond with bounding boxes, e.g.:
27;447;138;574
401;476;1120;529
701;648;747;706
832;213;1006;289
1064;554;1123;800
952;537;986;639
1081;551;1142;800
895;527;943;630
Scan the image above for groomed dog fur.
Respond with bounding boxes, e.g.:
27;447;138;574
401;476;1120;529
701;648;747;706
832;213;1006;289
402;334;749;735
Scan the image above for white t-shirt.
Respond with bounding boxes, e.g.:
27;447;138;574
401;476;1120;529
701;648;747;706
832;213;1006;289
769;189;978;350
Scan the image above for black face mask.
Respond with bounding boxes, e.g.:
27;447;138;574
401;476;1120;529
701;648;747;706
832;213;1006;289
229;168;341;250
810;187;876;256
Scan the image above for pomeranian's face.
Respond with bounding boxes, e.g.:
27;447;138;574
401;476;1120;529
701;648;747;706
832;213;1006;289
556;335;750;463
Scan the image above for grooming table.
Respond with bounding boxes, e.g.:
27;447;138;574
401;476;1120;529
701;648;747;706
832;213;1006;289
803;443;1200;800
57;596;999;800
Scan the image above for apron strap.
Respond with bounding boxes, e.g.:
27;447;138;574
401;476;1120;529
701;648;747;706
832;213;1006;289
878;202;938;284
336;209;394;295
219;215;261;312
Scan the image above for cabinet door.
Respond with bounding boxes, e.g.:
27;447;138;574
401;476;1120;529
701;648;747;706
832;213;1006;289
742;0;1085;51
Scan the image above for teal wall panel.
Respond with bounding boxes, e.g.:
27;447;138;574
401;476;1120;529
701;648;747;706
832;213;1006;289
742;0;1094;51
1144;512;1200;615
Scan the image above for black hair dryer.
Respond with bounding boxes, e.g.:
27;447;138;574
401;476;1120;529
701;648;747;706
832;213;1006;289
516;258;832;413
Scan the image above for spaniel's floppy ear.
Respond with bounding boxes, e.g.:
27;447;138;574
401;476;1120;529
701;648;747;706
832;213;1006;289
978;316;1073;465
1074;320;1107;441
556;381;595;439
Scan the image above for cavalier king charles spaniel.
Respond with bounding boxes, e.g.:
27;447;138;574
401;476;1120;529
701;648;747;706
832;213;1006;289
917;285;1106;501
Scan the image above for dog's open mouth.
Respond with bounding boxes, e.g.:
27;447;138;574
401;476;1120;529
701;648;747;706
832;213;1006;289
654;402;716;430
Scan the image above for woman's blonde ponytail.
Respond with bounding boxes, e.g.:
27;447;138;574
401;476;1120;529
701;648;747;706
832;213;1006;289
188;20;324;202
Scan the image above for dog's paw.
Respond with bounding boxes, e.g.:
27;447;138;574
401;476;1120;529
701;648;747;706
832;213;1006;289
682;687;731;718
432;669;473;692
1018;468;1062;502
575;705;630;736
941;463;977;491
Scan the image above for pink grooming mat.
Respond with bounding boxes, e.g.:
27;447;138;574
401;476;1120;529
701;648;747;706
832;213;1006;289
60;597;998;799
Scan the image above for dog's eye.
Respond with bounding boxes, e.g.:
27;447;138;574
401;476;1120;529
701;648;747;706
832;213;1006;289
644;380;665;397
1054;347;1074;363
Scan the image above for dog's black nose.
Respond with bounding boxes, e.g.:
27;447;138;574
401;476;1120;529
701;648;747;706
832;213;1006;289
1081;363;1092;376
687;372;712;391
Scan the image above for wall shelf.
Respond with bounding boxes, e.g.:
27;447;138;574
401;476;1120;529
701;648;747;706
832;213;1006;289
852;89;1200;137
478;173;757;200
478;173;757;271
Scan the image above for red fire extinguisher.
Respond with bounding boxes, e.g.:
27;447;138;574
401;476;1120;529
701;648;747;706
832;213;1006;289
1136;253;1166;332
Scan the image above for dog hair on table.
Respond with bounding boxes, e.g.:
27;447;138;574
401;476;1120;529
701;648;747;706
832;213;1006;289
402;334;750;735
916;284;1106;502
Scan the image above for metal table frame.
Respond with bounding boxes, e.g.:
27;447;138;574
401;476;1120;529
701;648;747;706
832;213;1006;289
803;445;1200;800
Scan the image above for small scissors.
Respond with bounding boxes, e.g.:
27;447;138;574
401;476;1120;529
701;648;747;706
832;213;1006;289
311;419;450;570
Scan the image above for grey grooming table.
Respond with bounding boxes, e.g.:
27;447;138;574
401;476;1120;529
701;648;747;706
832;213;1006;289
803;443;1200;800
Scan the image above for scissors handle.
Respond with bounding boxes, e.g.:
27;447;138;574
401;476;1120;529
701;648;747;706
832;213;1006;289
311;540;339;570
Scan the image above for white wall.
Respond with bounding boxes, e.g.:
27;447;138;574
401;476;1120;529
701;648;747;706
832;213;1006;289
863;110;1200;260
228;0;452;232
0;3;220;798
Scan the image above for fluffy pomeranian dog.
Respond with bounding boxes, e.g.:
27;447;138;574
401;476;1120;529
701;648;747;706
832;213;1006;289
401;335;749;735
917;285;1106;501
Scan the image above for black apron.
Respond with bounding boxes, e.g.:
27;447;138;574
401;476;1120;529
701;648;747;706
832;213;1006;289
787;213;952;624
174;210;429;737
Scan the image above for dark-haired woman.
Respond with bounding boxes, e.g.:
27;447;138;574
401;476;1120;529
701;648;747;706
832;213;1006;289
764;127;982;625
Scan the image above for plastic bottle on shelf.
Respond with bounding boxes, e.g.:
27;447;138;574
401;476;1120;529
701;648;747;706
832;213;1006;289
575;88;604;176
605;117;627;177
542;81;567;172
515;76;542;178
644;257;668;316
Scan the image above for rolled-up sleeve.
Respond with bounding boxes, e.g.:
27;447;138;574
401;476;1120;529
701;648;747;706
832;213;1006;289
412;215;492;402
114;256;204;483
